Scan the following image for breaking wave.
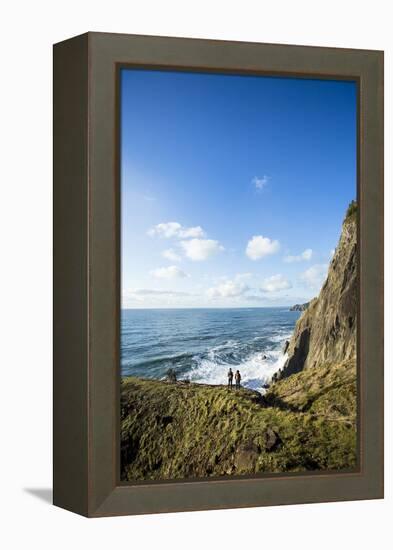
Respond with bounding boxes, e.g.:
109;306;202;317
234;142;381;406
187;340;289;392
121;308;299;392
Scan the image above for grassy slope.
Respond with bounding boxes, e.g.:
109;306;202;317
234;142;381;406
121;362;357;481
264;359;357;419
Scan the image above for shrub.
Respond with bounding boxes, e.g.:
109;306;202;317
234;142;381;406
345;200;357;220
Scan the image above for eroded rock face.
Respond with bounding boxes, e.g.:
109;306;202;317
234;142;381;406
264;428;281;452
278;214;357;380
234;441;260;472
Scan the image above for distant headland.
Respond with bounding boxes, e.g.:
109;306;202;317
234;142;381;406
289;302;310;312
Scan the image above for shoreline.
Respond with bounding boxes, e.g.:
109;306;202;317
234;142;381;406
120;307;296;389
121;375;267;394
120;334;292;391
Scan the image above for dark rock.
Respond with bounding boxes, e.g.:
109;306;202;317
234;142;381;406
156;415;174;428
234;441;260;471
280;328;311;379
264;427;282;452
162;415;173;427
165;368;177;382
121;435;140;465
152;458;163;470
250;392;265;405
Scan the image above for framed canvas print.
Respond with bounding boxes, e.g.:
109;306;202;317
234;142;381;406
53;32;384;517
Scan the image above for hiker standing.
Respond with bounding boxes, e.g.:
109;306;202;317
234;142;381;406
227;368;234;389
235;370;241;390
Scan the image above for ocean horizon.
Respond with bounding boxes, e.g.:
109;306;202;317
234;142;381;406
121;305;299;310
121;307;301;391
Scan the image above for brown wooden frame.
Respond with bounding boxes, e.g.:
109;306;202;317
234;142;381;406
53;32;384;517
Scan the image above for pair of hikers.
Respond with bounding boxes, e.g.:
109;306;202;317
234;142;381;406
227;368;241;390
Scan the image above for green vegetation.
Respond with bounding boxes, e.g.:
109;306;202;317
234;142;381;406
345;200;358;222
121;361;357;481
264;359;356;419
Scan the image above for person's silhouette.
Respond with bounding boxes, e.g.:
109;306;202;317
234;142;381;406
227;368;234;389
235;370;241;390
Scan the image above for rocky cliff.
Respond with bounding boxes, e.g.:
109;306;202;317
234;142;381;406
276;206;357;380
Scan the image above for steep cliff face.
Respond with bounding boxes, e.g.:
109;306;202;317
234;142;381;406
277;209;357;380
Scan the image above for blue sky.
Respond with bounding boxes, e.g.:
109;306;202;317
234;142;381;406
121;68;356;309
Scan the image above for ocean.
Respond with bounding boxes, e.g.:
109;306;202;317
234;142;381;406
121;307;301;392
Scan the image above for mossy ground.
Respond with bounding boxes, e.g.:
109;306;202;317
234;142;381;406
121;359;357;481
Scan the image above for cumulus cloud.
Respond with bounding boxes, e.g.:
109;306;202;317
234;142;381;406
162;248;181;262
148;222;204;239
122;288;197;307
246;235;280;260
252;175;270;190
180;238;224;261
235;272;252;281
260;274;292;293
206;279;249;299
300;264;328;290
284;248;313;263
150;265;189;279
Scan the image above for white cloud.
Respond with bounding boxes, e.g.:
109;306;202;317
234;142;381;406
235;272;252;281
207;279;249;299
162;248;181;262
150;265;189;279
302;249;313;260
179;226;205;239
180;238;224;261
284;248;313;263
128;289;192;297
252;175;270;190
246;235;280;260
330;249;335;258
300;264;329;291
122;288;197;308
148;222;204;239
260;274;292;293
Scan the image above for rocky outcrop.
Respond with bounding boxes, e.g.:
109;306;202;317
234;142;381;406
277;207;357;380
290;302;309;311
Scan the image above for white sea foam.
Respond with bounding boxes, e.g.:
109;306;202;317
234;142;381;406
269;331;293;343
188;346;288;392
